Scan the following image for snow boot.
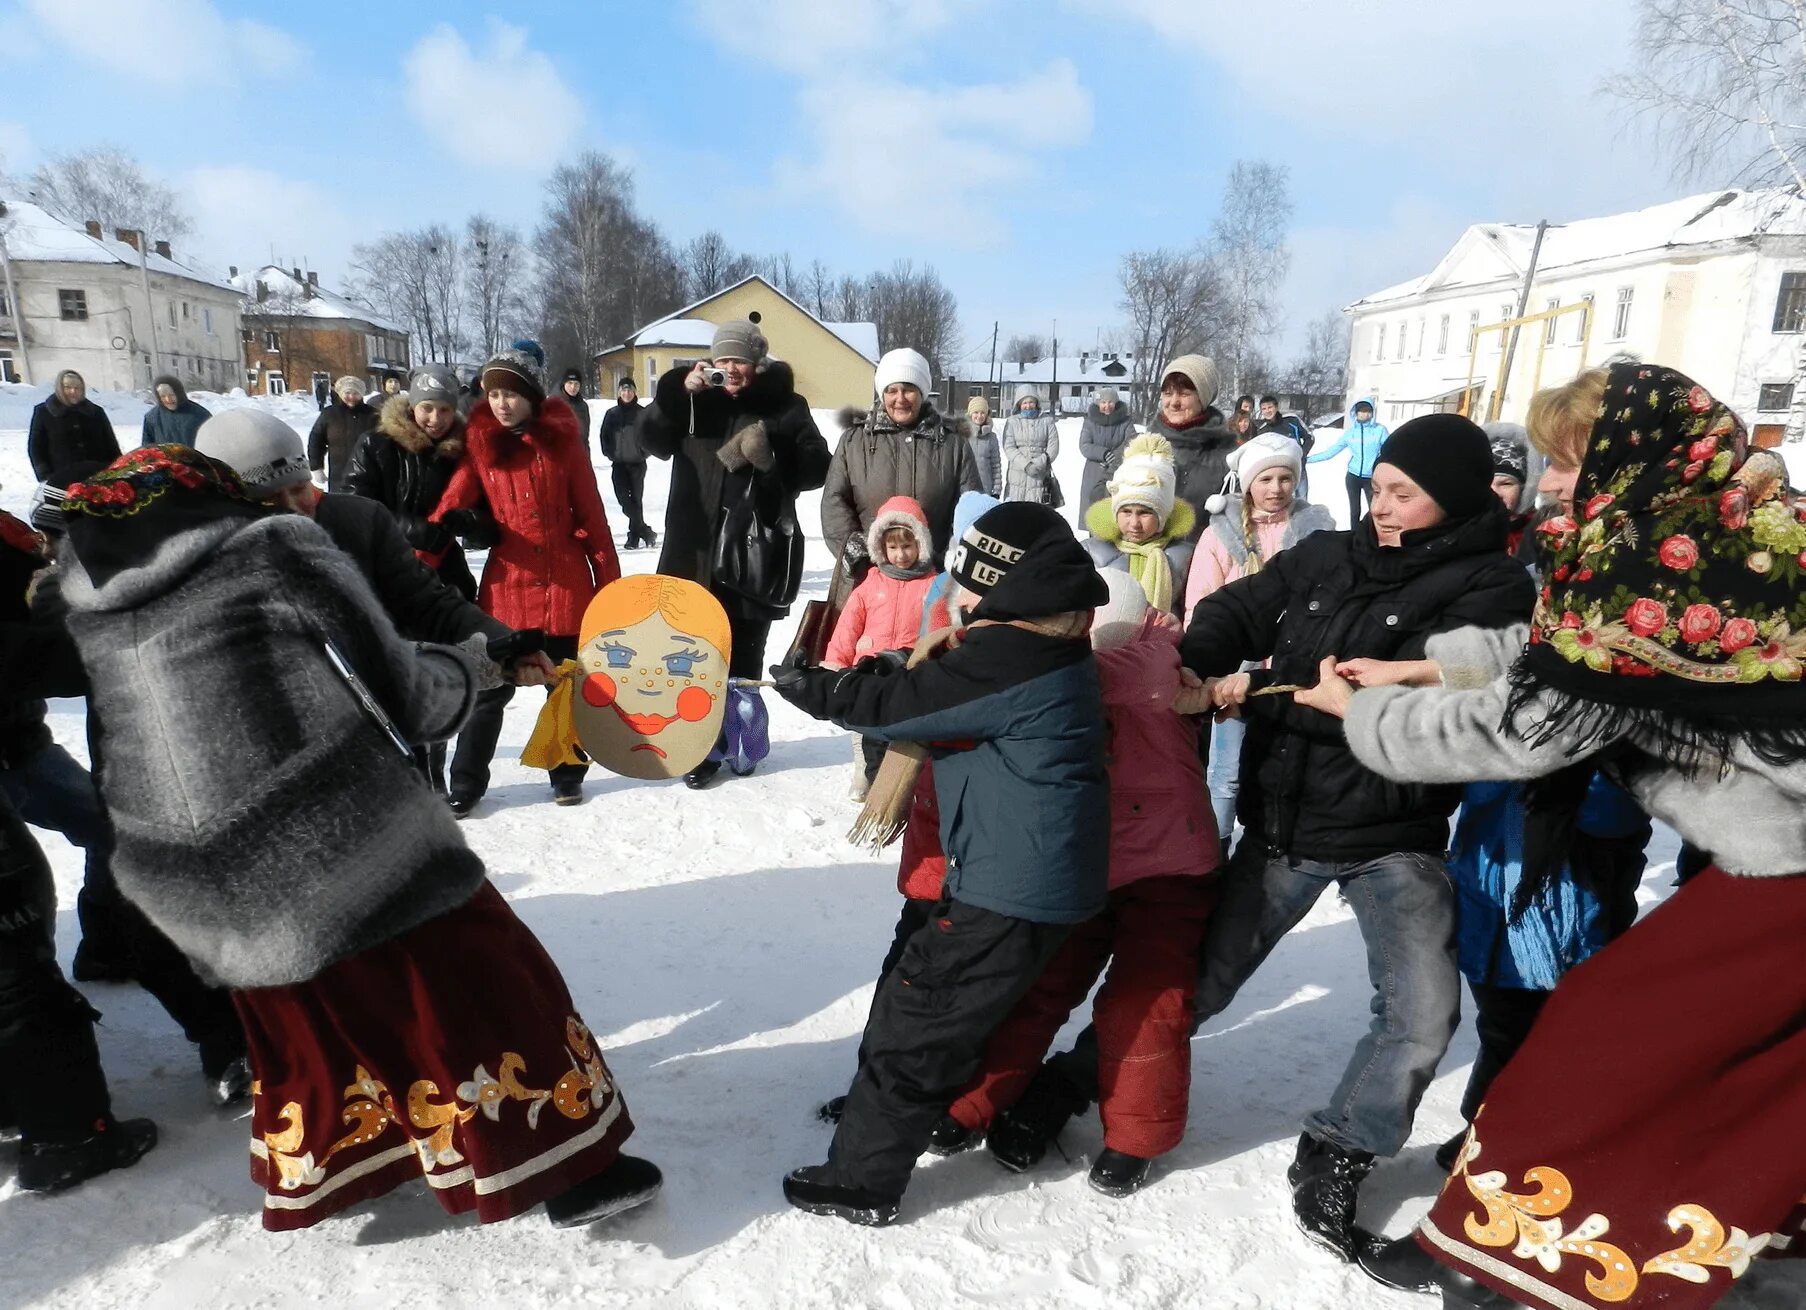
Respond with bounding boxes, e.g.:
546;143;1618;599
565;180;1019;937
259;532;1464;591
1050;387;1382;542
447;789;479;819
18;1117;158;1194
816;1095;847;1125
545;1154;663;1229
684;758;724;790
1088;1148;1152;1198
782;1164;900;1227
849;764;870;802
69;940;134;984
209;1056;253;1108
985;1067;1085;1173
1287;1131;1375;1262
926;1115;980;1157
1434;1127;1469;1173
552;777;585;807
1357;1231;1514;1307
199;1031;252;1108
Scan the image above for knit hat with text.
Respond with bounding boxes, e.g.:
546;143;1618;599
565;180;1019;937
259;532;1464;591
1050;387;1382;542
950;501;1108;622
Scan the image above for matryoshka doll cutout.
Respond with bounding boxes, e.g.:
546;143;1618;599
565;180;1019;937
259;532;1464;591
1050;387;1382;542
574;575;730;779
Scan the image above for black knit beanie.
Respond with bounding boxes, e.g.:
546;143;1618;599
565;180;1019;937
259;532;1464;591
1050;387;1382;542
950;502;1108;622
1374;414;1495;520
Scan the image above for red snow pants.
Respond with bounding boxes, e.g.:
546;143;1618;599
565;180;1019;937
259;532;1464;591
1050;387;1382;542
947;873;1219;1158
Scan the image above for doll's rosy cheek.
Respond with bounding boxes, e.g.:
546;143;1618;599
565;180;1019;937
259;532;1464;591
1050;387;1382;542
676;686;714;722
581;673;617;708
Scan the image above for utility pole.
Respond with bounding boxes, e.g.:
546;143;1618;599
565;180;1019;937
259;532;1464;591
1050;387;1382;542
1494;220;1549;422
0;204;33;383
987;320;998;412
1050;319;1059;414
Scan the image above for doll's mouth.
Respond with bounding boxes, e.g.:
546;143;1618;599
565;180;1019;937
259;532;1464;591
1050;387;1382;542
614;705;679;736
631;743;667;757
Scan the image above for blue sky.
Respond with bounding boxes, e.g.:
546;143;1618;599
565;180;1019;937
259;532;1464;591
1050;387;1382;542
2;0;1687;367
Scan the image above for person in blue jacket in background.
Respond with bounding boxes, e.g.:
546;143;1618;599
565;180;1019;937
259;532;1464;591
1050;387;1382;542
1307;398;1388;525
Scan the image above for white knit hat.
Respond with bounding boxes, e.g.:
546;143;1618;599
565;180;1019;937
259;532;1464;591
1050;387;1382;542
195;409;312;497
1108;433;1177;525
874;347;932;399
1204;432;1303;515
1091;569;1149;651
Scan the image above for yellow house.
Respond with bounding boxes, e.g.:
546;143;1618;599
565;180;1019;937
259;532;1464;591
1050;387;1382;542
595;275;880;410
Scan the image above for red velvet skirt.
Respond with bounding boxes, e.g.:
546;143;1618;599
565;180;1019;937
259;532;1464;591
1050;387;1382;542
232;882;633;1231
1419;867;1806;1309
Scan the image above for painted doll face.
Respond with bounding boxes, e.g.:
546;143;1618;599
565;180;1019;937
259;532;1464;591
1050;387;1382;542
573;607;727;779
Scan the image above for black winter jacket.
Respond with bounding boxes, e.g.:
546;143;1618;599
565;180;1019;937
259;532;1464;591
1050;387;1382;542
1077;404;1137;509
313;494;508;646
1153;417;1237;542
28;396;122;481
640;362;831;607
308;398;381;493
599;398;646;463
561;390;592;446
0;516;63;768
346;396;484;600
1182;506;1534;861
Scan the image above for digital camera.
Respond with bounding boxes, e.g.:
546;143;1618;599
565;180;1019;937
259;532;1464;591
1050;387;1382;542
703;366;730;387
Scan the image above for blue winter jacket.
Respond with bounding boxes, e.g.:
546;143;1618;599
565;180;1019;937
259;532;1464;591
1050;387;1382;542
1307;399;1388;478
777;623;1109;924
1448;774;1649;989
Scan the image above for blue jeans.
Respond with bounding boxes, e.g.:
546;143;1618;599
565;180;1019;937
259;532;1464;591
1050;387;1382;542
0;744;118;951
1207;717;1245;842
1194;841;1459;1157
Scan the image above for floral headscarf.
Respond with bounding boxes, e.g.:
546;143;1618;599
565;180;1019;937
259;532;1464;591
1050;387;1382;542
62;445;265;587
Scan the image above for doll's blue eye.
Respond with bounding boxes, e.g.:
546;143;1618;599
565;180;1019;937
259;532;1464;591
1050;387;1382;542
663;650;706;677
602;643;634;669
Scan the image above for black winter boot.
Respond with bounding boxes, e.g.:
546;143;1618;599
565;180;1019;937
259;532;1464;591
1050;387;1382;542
816;1095;847;1125
1287;1131;1375;1261
1357;1231;1515;1306
1434;1127;1470;1173
782;1164;900;1227
1088;1148;1152;1198
985;1067;1085;1173
18;1117;158;1193
926;1115;980;1157
545;1154;663;1229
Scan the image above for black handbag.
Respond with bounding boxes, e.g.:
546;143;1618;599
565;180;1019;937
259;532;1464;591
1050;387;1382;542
712;471;805;619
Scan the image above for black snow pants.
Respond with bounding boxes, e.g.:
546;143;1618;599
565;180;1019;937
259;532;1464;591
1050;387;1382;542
826;898;1069;1199
451;635;586;797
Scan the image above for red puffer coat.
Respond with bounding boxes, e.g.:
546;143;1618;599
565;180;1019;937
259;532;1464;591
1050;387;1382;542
424;396;619;636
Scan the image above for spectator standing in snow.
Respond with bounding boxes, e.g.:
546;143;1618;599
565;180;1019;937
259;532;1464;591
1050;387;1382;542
559;368;592;442
1308;398;1388;525
307;376;380;493
1143;355;1237;541
821;347;979;612
1077;386;1136;513
599;376;655;549
1082;433;1197;615
27;371;120;480
1000;394;1062;506
640;320;831;788
422;341;619;814
1186;433;1335;839
965;396;1002;497
774;502;1108;1227
140;375;211;447
52;444;661;1234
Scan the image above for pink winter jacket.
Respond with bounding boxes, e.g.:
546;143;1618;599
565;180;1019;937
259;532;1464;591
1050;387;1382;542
1094;616;1221;889
1186;511;1292;618
824;494;952;667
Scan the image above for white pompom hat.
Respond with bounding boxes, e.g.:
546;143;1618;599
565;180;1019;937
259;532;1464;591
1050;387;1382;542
1204;432;1303;515
1091;568;1150;650
1108;433;1178;524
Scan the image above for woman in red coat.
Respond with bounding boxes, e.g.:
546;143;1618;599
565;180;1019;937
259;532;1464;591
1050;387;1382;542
425;341;620;815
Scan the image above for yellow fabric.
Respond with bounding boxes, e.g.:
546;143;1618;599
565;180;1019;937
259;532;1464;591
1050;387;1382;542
521;660;590;770
1118;537;1174;613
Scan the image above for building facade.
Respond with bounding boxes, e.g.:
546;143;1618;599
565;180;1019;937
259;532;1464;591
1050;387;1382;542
0;198;244;392
1344;188;1806;446
943;352;1138;416
232;265;410;405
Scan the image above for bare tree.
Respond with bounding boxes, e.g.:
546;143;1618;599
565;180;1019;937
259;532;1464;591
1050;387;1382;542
1283;310;1351;417
1209;159;1293;398
349;225;468;364
1606;0;1806;189
678;230;760;302
1118;247;1224;415
29;146;191;240
804;258;834;317
1003;333;1048;363
465;215;531;361
764;250;801;299
863;260;961;371
833;274;866;323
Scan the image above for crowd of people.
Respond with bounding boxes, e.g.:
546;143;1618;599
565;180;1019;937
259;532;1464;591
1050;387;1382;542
3;330;1802;1310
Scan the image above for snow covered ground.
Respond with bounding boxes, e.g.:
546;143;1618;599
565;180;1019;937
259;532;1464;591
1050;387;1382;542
0;384;1796;1310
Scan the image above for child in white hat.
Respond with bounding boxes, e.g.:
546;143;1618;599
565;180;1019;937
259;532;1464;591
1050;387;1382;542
1082;434;1197;614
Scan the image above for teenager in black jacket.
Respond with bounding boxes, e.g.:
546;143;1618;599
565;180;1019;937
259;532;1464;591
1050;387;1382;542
598;376;654;549
990;415;1534;1262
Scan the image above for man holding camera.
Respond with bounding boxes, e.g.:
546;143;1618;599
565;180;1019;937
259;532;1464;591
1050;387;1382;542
640;319;831;788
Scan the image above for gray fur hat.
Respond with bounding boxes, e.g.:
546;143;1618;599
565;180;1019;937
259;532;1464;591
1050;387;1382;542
711;318;768;364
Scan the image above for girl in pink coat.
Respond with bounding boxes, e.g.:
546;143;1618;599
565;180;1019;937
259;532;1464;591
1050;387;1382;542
943;571;1222;1197
824;495;952;796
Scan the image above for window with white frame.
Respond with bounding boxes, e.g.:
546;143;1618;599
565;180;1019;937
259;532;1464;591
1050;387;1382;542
203;307;214;335
245;368;259;389
1773;272;1806;332
1612;287;1633;340
0;288;11;317
1543;298;1559;346
1437;314;1450;356
1759;382;1795;411
0;350;15;383
1376;323;1388;361
1416;319;1426;358
1467;310;1480;352
262;329;281;351
59;288;89;321
1396;322;1407;360
267;372;286;395
1575;295;1592;344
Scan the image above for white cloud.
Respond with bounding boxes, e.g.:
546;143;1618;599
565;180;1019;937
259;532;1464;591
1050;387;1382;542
23;0;305;85
181;165;363;284
402;21;583;170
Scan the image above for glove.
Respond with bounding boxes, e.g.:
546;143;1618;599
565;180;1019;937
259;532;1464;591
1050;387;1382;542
415;519;454;555
840;535;871;585
857;649;909;675
443;507;500;548
768;647;813;695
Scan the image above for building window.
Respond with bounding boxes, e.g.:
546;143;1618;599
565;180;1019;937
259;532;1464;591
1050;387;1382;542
1415;318;1426;358
1396;322;1407;360
1759;382;1795;411
0;350;15;383
182;301;189;320
1542;298;1559;346
203;307;214;336
244;369;258;390
1467;310;1480;352
1774;272;1806;332
0;288;10;318
1612;287;1633;340
1575;296;1591;344
1437;314;1450;356
266;372;286;396
168;300;178;327
58;288;89;321
365;332;377;360
1375;323;1387;361
263;330;281;352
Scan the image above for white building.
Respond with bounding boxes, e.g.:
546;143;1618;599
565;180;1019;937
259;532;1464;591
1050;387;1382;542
0;197;245;393
1345;188;1806;444
947;352;1137;415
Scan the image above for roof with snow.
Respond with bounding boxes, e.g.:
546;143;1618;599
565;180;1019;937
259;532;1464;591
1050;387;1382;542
229;265;404;335
605;275;879;362
1350;187;1806;310
0;196;240;294
978;354;1135;385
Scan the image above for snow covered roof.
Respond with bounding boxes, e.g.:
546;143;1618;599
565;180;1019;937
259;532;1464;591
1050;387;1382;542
982;355;1135;385
229;265;404;335
604;275;879;363
0;196;240;294
1351;187;1806;310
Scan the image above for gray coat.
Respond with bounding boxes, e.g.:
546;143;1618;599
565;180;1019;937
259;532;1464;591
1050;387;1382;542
1076;404;1137;509
1001;411;1062;506
968;421;1002;497
1344;624;1806;879
60;513;488;987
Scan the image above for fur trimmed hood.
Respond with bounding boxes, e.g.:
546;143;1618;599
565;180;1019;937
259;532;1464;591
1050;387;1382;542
378;392;466;459
1083;494;1197;545
865;494;935;561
